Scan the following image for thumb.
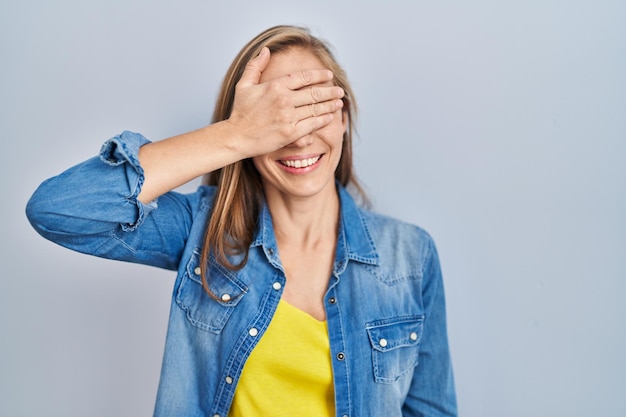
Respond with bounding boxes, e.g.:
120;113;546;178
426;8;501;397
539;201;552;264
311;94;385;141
237;47;270;88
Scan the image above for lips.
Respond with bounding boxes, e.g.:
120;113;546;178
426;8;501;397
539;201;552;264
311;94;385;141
278;155;321;169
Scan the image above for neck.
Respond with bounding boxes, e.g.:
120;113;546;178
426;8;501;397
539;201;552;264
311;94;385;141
264;186;340;249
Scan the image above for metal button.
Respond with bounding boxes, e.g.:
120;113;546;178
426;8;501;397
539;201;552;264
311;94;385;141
329;297;336;304
336;352;345;361
221;293;231;302
267;248;274;255
410;332;418;341
249;328;259;337
194;266;201;275
213;415;220;417
272;282;282;290
379;338;388;348
225;376;233;384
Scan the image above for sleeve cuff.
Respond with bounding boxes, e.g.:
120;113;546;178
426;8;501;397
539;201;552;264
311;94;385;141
99;130;152;167
99;131;157;231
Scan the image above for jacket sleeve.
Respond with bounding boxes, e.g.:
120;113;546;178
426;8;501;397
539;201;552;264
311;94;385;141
402;236;458;416
25;131;200;271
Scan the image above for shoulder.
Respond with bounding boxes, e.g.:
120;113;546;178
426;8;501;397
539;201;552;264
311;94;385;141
152;185;217;233
359;207;437;279
171;184;216;210
193;184;217;211
360;207;435;251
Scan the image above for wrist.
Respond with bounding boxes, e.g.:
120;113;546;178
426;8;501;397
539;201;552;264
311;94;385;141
211;119;253;161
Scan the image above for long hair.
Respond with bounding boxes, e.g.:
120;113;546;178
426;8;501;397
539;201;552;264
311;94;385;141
200;25;366;297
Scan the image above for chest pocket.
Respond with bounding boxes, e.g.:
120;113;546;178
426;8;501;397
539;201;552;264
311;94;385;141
365;316;424;383
175;249;247;334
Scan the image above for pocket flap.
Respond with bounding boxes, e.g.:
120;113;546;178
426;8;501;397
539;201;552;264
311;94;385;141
366;316;424;352
176;249;249;334
185;249;247;305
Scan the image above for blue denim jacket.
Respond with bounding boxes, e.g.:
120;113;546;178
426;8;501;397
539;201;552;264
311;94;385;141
26;131;457;417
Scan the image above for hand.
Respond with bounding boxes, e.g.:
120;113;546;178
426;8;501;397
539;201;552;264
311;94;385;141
226;47;345;158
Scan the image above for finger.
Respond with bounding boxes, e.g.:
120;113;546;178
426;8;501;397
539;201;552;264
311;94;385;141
294;99;344;122
291;85;345;107
293;113;335;138
282;69;334;91
237;47;271;89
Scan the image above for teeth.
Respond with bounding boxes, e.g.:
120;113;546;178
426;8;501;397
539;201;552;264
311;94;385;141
280;156;320;168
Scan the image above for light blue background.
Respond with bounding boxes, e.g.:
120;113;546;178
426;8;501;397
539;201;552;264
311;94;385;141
1;1;625;416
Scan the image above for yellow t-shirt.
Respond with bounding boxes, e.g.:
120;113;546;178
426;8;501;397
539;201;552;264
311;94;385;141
228;299;335;417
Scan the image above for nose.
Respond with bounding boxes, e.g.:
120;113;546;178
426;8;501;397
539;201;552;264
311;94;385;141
287;134;314;148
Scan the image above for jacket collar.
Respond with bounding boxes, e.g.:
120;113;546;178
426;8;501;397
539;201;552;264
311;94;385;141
250;185;380;274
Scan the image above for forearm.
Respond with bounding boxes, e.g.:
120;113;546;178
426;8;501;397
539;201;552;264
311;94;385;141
137;122;245;203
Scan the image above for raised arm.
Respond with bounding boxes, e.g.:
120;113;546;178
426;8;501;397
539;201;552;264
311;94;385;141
137;47;345;203
26;47;344;268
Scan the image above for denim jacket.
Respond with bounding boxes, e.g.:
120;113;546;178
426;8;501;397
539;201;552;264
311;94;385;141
26;131;457;417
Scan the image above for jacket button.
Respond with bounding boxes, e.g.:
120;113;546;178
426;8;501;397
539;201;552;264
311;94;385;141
267;248;274;255
225;376;233;384
272;282;282;290
194;267;201;275
249;328;259;337
410;332;418;341
379;338;388;347
336;352;345;361
221;293;231;302
329;297;336;304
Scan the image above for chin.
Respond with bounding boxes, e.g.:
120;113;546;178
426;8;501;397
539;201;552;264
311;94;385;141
264;177;336;200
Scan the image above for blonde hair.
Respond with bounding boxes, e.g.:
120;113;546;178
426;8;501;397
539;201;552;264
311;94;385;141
200;25;365;296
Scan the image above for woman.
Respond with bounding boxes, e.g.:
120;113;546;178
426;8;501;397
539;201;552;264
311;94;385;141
26;25;457;417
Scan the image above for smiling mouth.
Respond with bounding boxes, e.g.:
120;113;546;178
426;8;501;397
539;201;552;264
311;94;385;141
278;155;321;168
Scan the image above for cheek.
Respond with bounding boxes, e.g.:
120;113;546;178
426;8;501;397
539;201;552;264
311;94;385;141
251;156;261;171
319;114;346;143
252;156;271;177
323;126;345;167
